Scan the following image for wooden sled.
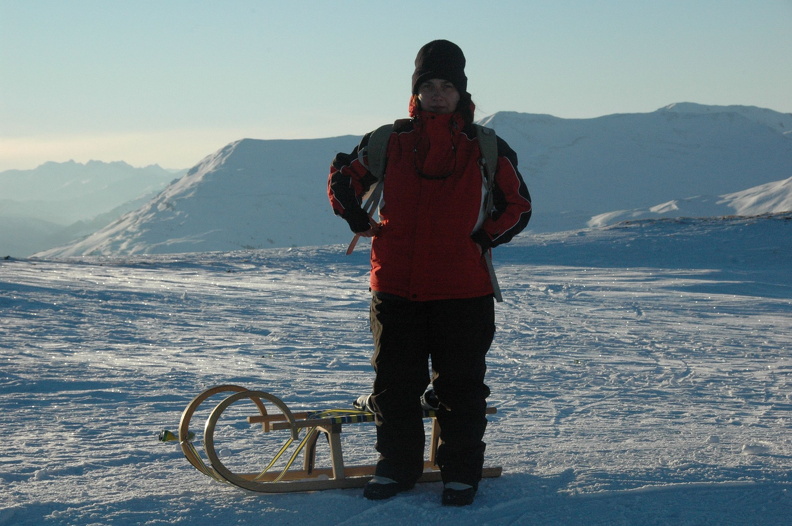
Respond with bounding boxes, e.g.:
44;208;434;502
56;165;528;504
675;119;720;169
161;384;502;493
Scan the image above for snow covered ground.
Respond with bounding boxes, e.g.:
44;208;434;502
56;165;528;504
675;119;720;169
2;214;791;525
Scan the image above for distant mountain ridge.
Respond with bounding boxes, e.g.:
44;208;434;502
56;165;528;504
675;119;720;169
33;103;792;258
0;160;176;206
0;160;179;256
659;102;792;135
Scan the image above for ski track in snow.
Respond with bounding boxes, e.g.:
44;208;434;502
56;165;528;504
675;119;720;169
1;216;791;525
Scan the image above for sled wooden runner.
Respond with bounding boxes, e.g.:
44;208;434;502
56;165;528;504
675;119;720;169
161;385;502;493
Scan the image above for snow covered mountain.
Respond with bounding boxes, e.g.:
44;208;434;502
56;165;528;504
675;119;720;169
588;176;792;228
35;137;358;256
477;103;792;232
36;103;792;257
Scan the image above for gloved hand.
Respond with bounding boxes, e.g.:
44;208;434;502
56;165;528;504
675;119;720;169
471;229;493;253
344;207;373;233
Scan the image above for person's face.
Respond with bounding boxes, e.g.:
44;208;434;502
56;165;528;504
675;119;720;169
417;78;460;114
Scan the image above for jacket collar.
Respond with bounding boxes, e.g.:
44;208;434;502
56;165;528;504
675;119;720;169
412;109;465;135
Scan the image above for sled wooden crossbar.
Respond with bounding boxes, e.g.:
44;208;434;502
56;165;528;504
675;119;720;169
170;385;502;493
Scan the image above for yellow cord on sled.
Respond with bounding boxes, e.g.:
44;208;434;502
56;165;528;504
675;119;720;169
256;410;371;482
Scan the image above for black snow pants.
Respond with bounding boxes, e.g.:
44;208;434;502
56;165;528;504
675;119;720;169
369;292;495;488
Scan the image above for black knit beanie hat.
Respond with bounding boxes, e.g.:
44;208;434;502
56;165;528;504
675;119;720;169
412;40;467;95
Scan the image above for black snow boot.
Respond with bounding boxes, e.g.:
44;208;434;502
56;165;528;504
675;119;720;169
441;482;477;506
363;476;413;500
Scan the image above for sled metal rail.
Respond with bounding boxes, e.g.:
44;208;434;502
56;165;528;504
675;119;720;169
161;384;501;493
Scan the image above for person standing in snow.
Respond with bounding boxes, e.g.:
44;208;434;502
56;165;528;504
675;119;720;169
327;40;532;506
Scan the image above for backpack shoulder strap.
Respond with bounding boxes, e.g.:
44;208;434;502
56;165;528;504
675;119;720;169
365;123;394;181
474;124;498;188
473;124;504;303
346;123;392;256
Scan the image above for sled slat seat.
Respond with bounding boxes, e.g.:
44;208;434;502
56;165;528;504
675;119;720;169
248;407;497;431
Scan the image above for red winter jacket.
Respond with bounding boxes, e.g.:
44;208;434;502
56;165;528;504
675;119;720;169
328;110;532;301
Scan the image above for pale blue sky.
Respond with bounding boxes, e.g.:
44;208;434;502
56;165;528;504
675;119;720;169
1;0;790;171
